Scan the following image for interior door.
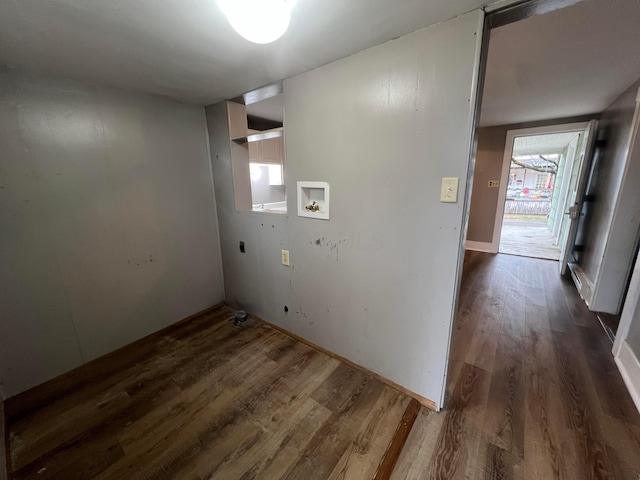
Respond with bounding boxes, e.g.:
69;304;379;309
559;119;598;275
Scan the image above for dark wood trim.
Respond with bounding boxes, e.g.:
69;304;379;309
5;303;225;422
373;399;421;480
243;309;438;411
247;115;282;131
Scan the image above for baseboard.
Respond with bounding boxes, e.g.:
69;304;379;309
5;302;226;423
615;341;640;415
465;240;494;253
568;263;593;306
250;312;438;412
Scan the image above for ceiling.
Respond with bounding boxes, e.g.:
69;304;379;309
512;132;580;156
480;0;640;127
0;0;498;106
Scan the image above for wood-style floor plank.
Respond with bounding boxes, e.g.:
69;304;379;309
389;407;445;480
331;391;412;480
430;362;491;480
393;252;640;480
7;308;410;480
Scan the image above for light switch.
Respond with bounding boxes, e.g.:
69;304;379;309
281;249;290;266
440;177;459;203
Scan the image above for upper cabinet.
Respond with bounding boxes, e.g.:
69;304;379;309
250;136;284;165
228;101;249;140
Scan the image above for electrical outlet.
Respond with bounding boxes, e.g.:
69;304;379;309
440;177;459;203
488;180;500;188
281;249;290;266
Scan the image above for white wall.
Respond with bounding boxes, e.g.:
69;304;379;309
614;253;640;412
0;70;225;398
579;79;640;313
628;306;640;354
250;165;286;205
207;10;483;408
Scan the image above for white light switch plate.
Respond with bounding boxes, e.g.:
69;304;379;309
440;177;459;203
281;249;290;266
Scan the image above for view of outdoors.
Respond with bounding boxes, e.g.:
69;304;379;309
499;131;582;260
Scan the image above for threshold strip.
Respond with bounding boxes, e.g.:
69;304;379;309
372;398;421;480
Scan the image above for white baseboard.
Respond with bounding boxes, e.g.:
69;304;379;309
568;263;593;306
465;240;494;253
615;341;640;415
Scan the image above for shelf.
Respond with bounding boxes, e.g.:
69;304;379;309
232;127;283;144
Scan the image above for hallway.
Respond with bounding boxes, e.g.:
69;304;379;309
392;251;640;479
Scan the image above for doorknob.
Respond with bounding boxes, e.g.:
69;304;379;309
564;205;582;220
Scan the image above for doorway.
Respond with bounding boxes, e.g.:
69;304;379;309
446;0;640;448
497;129;582;261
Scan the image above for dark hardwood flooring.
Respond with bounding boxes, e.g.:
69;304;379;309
392;251;640;479
6;307;410;480
6;252;640;479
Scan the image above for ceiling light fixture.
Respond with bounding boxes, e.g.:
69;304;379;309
218;0;292;45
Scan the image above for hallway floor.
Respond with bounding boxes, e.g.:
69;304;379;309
499;217;561;261
392;251;640;479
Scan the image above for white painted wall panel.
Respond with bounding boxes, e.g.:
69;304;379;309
0;71;225;397
207;10;483;407
580;79;640;313
614;252;640;412
283;11;482;407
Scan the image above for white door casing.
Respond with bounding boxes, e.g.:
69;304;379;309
613;252;640;414
491;122;590;254
612;88;640;413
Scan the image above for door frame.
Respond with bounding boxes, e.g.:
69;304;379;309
490;122;590;253
613;252;640;413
